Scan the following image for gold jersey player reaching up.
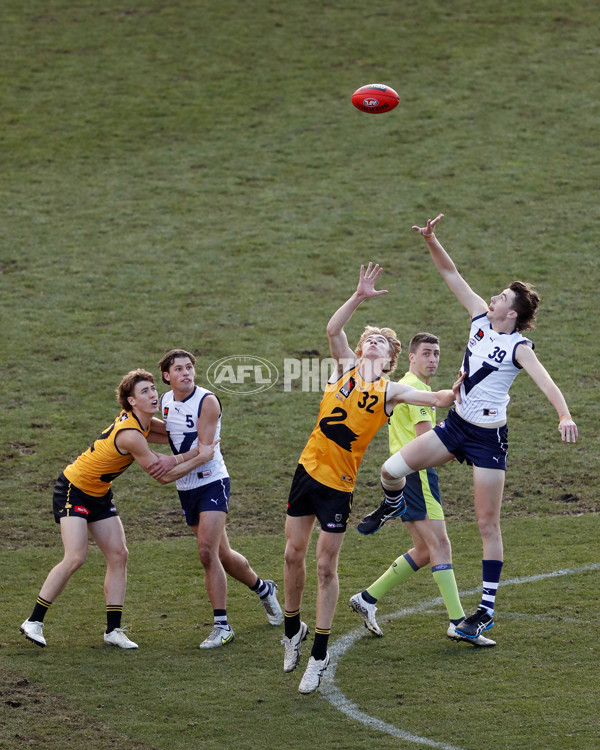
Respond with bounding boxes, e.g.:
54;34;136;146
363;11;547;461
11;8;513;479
282;263;463;694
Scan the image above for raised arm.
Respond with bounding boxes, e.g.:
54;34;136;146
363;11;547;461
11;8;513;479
515;345;578;443
412;214;488;318
326;263;388;375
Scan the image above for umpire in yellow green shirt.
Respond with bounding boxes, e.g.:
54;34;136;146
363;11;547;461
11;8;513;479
350;333;495;646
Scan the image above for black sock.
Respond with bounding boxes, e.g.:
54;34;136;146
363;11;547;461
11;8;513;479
106;605;123;633
30;596;52;623
311;628;330;661
284;610;301;639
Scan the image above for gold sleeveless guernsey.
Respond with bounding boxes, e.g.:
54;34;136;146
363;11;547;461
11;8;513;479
299;367;390;491
63;410;151;497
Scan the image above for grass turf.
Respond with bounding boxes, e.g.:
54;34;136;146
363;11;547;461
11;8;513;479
1;0;599;748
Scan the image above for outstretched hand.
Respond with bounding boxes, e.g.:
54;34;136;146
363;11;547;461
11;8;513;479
558;417;578;443
412;213;444;237
357;262;388;299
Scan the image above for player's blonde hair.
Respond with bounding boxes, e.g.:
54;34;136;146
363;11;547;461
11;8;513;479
355;326;402;374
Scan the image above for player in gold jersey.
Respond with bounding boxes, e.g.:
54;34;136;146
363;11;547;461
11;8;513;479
282;263;463;694
20;369;217;650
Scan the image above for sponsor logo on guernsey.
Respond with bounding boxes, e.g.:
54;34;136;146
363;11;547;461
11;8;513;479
74;505;90;516
339;376;356;399
199;470;212;478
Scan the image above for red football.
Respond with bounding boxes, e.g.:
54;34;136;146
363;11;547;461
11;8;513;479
351;83;399;114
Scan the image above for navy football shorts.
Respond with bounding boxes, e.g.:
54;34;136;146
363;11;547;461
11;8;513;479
177;477;231;526
433;408;508;470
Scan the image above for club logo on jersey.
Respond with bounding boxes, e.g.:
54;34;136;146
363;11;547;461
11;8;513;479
163;407;169;418
320;408;358;451
475;329;485;341
339;376;356;398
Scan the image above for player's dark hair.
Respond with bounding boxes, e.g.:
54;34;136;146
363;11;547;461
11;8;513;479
158;349;196;384
409;332;439;354
509;281;539;331
117;369;155;412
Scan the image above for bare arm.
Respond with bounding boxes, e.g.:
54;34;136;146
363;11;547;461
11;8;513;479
146;416;204;478
412;214;488;318
386;370;463;413
326;263;388;377
115;429;219;484
515;345;578;443
386;381;455;411
197;394;221;444
147;417;169;445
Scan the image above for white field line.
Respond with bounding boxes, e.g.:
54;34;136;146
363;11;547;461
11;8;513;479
319;563;600;750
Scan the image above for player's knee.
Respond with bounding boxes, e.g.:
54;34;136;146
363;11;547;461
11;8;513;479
477;515;501;540
316;556;337;586
64;549;88;572
105;544;128;569
197;540;218;567
382;452;413;482
284;539;306;567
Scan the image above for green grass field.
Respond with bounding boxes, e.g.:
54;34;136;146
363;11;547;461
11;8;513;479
1;1;599;748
